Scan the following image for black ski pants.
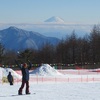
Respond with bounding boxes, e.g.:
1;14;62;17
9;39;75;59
19;80;29;94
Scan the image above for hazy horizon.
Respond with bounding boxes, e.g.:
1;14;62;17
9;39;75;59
0;0;100;24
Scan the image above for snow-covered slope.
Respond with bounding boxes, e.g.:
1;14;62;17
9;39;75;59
30;64;63;76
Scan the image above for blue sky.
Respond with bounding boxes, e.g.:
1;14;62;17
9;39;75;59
0;0;100;24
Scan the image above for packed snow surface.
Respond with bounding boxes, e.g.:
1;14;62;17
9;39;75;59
0;82;100;100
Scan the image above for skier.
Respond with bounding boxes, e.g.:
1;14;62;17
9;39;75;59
7;72;14;85
15;60;32;95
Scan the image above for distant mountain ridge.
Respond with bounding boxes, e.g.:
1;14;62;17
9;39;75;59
0;26;60;51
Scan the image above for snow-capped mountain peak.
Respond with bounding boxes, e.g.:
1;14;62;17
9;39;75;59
44;16;65;23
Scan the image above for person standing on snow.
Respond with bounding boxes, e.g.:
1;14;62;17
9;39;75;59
15;60;32;95
7;72;14;85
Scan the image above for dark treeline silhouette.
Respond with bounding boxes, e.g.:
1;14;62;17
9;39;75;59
0;25;100;69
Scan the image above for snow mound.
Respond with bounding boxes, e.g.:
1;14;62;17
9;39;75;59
0;67;22;79
30;64;63;76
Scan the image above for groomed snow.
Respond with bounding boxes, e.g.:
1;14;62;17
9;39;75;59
0;82;100;100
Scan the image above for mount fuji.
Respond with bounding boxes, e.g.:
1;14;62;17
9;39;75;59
44;16;65;23
0;26;60;51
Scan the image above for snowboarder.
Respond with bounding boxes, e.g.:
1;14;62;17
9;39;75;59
15;60;32;95
7;72;14;85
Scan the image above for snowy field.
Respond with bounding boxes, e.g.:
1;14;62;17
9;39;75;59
1;82;100;100
0;64;100;100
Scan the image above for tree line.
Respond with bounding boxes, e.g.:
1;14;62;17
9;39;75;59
0;25;100;69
